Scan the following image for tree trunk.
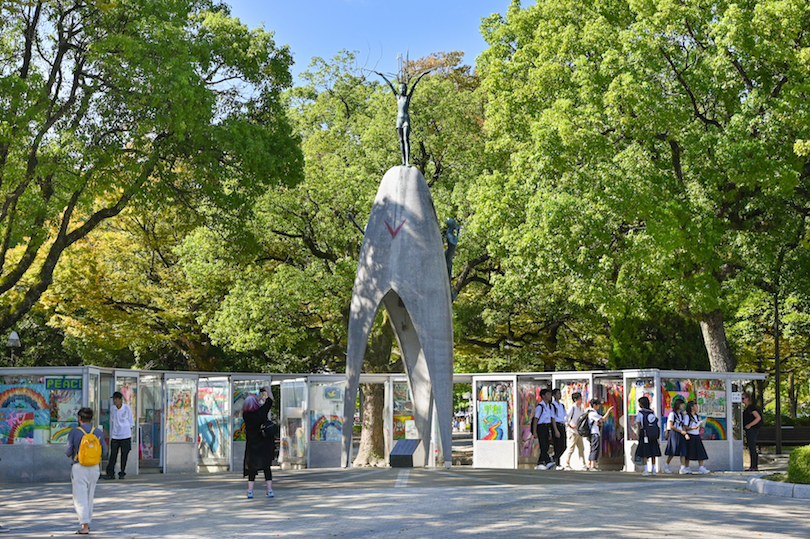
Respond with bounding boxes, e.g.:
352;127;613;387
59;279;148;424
789;371;797;419
352;383;386;467
543;322;561;372
698;308;736;372
351;320;396;467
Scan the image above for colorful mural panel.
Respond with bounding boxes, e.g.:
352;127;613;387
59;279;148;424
166;384;194;443
50;421;78;444
310;414;342;441
518;383;538;456
476;381;513;441
597;380;624;458
0;411;34;444
478;401;508;441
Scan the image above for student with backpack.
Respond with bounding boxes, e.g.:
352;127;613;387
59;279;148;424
64;407;107;535
663;398;686;474
633;396;662;476
550;389;567;469
682;400;710;474
582;398;613;471
532;388;556;470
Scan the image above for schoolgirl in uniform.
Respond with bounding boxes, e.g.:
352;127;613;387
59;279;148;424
683;400;710;474
634;396;662;476
663;398;686;474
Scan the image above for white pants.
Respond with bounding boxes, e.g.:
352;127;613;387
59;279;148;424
560;428;586;469
71;463;100;525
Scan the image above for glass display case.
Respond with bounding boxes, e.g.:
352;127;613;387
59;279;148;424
166;378;195;443
197;377;230;470
139;375;162;469
279;379;307;469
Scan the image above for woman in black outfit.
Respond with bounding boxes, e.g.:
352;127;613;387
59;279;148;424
243;387;276;498
742;392;762;471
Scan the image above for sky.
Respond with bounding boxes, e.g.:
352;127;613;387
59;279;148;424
224;0;510;78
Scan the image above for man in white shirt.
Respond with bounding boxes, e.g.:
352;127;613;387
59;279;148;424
559;392;586;470
532;388;556;470
550;388;567;469
102;391;135;480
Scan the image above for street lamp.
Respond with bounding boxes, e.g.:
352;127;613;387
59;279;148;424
8;331;20;367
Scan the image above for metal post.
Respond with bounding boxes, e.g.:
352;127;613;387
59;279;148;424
774;290;782;455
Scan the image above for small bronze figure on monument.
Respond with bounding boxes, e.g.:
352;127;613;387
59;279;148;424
373;60;430;167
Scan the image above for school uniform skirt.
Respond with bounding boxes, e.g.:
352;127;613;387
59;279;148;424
684;434;709;461
635;437;662;458
664;431;686;456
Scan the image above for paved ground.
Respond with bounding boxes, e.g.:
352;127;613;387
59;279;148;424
1;459;806;538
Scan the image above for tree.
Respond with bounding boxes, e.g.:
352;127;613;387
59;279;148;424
40;200;231;371
475;0;810;371
178;50;492;464
0;0;301;333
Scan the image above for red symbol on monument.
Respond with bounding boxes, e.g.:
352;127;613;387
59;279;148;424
385;220;405;238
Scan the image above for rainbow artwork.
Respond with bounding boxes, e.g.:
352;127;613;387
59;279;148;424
0;384;48;410
50;421;78;444
233;419;246;441
0;411;34;444
701;417;727;440
478;401;508;441
481;415;504;440
310;414;342;442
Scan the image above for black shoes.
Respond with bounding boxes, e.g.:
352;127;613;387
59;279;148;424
118;473;126;479
101;474;115;480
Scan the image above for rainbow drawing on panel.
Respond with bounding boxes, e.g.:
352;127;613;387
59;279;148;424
0;386;48;410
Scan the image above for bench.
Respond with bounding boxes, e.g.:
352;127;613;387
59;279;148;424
756;426;810;446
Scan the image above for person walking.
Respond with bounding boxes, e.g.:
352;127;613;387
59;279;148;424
532;389;556;470
559;392;586;470
550;389;567;469
742;392;762;471
243;387;277;499
102;391;135;480
65;407;107;535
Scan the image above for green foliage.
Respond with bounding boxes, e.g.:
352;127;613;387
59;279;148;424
475;0;810;371
609;313;709;370
0;0;301;333
177;51;494;373
788;444;810;485
0;310;82;367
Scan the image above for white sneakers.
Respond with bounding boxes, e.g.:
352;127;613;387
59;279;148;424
534;464;547;470
675;465;709;474
663;464;672;474
546;462;556;470
643;469;650;476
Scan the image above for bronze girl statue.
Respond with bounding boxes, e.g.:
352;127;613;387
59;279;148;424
374;69;430;167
